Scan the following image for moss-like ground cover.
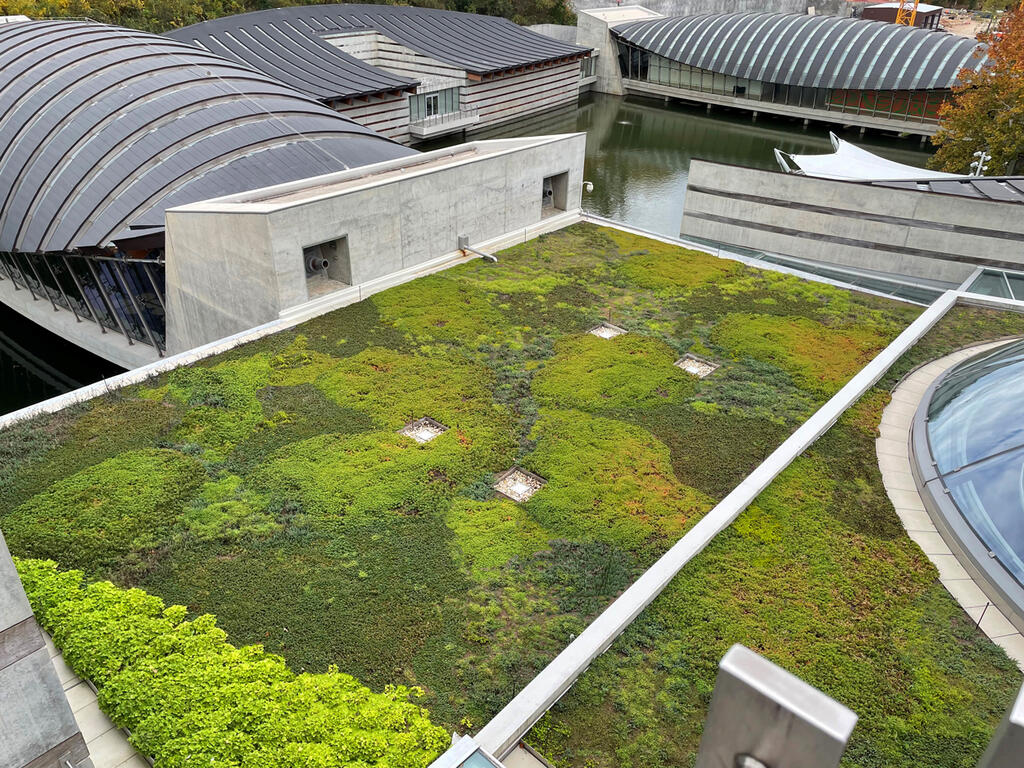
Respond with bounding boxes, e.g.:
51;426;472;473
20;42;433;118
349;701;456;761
528;308;1024;768
2;224;1021;766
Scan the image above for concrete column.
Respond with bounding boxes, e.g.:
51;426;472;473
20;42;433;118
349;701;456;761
0;531;93;768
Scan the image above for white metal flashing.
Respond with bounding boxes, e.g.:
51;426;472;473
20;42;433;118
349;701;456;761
469;290;959;760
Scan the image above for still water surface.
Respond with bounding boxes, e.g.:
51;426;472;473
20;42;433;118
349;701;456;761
447;92;933;236
1;93;933;415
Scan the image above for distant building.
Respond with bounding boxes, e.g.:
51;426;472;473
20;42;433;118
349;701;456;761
861;2;943;29
0;19;585;367
579;8;985;136
165;6;594;144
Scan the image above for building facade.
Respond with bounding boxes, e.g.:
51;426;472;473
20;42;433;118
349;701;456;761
167;6;594;145
0;19;587;367
580;8;986;136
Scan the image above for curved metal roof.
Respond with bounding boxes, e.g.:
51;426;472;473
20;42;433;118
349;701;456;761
0;20;415;254
164;12;418;100
168;4;590;90
612;12;987;91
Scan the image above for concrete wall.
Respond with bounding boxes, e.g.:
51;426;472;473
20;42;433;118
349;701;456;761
165;134;587;353
526;23;578;43
680;160;1024;285
0;531;92;768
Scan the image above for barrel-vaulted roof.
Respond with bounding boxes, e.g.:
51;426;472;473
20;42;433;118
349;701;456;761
612;12;987;91
0;20;415;254
167;4;591;99
165;10;419;101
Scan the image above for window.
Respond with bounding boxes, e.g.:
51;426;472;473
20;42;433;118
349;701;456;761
580;56;595;78
409;87;461;121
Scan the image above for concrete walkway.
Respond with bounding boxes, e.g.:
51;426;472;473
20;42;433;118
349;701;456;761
43;633;150;768
877;341;1024;671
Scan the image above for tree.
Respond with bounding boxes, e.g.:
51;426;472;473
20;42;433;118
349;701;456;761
930;7;1024;175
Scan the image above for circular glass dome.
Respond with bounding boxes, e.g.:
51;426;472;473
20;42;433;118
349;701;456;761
922;340;1024;587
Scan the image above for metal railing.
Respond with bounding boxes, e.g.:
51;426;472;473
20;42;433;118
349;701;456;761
409;107;480;130
0;250;166;354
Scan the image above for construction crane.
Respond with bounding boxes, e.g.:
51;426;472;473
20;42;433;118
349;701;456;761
893;0;920;27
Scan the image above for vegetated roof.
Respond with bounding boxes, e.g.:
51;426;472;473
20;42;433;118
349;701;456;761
164;11;419;101
0;19;416;254
167;4;591;96
612;12;987;91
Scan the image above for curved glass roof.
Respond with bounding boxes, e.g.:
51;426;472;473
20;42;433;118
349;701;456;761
926;340;1024;583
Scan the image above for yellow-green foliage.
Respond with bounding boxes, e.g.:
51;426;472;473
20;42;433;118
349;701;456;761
372;275;509;347
610;229;742;292
4;449;204;574
712;313;885;395
4;224;1015;757
529;384;1022;768
166;356;273;457
17;558;448;768
446;498;550;579
314;347;506;432
533;334;695;410
251;430;490;519
182;474;277;542
524;409;712;552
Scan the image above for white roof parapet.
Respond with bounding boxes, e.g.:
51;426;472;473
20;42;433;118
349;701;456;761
775;132;965;182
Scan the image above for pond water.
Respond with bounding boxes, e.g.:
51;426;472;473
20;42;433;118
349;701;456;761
1;92;934;415
431;92;934;236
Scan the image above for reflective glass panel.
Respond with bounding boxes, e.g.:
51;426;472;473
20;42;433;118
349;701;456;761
927;341;1024;473
945;445;1024;585
968;270;1013;299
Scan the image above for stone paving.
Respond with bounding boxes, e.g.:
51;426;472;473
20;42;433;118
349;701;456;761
43;633;150;768
877;341;1024;671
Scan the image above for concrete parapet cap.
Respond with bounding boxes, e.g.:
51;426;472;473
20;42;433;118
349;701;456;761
168;134;586;213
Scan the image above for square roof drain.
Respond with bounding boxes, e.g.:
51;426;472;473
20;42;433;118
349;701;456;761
675;353;720;378
589;322;627;339
399;417;449;443
493;467;546;503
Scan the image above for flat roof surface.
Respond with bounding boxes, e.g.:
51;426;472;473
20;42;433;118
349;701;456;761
4;223;1021;768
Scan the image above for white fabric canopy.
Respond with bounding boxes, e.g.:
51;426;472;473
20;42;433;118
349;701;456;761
775;133;964;182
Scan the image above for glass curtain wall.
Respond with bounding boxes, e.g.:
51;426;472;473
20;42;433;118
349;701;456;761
0;250;166;352
409;86;462;122
616;42;944;124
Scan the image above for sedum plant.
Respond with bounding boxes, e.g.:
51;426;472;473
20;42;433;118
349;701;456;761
15;557;448;768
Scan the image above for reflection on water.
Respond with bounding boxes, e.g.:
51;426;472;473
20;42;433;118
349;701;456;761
435;92;934;236
0;302;122;416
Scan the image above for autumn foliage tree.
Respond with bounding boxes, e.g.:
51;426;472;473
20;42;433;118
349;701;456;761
931;7;1024;175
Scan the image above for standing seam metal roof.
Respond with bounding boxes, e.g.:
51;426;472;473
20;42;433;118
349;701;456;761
612;12;987;91
166;4;590;102
0;20;416;253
